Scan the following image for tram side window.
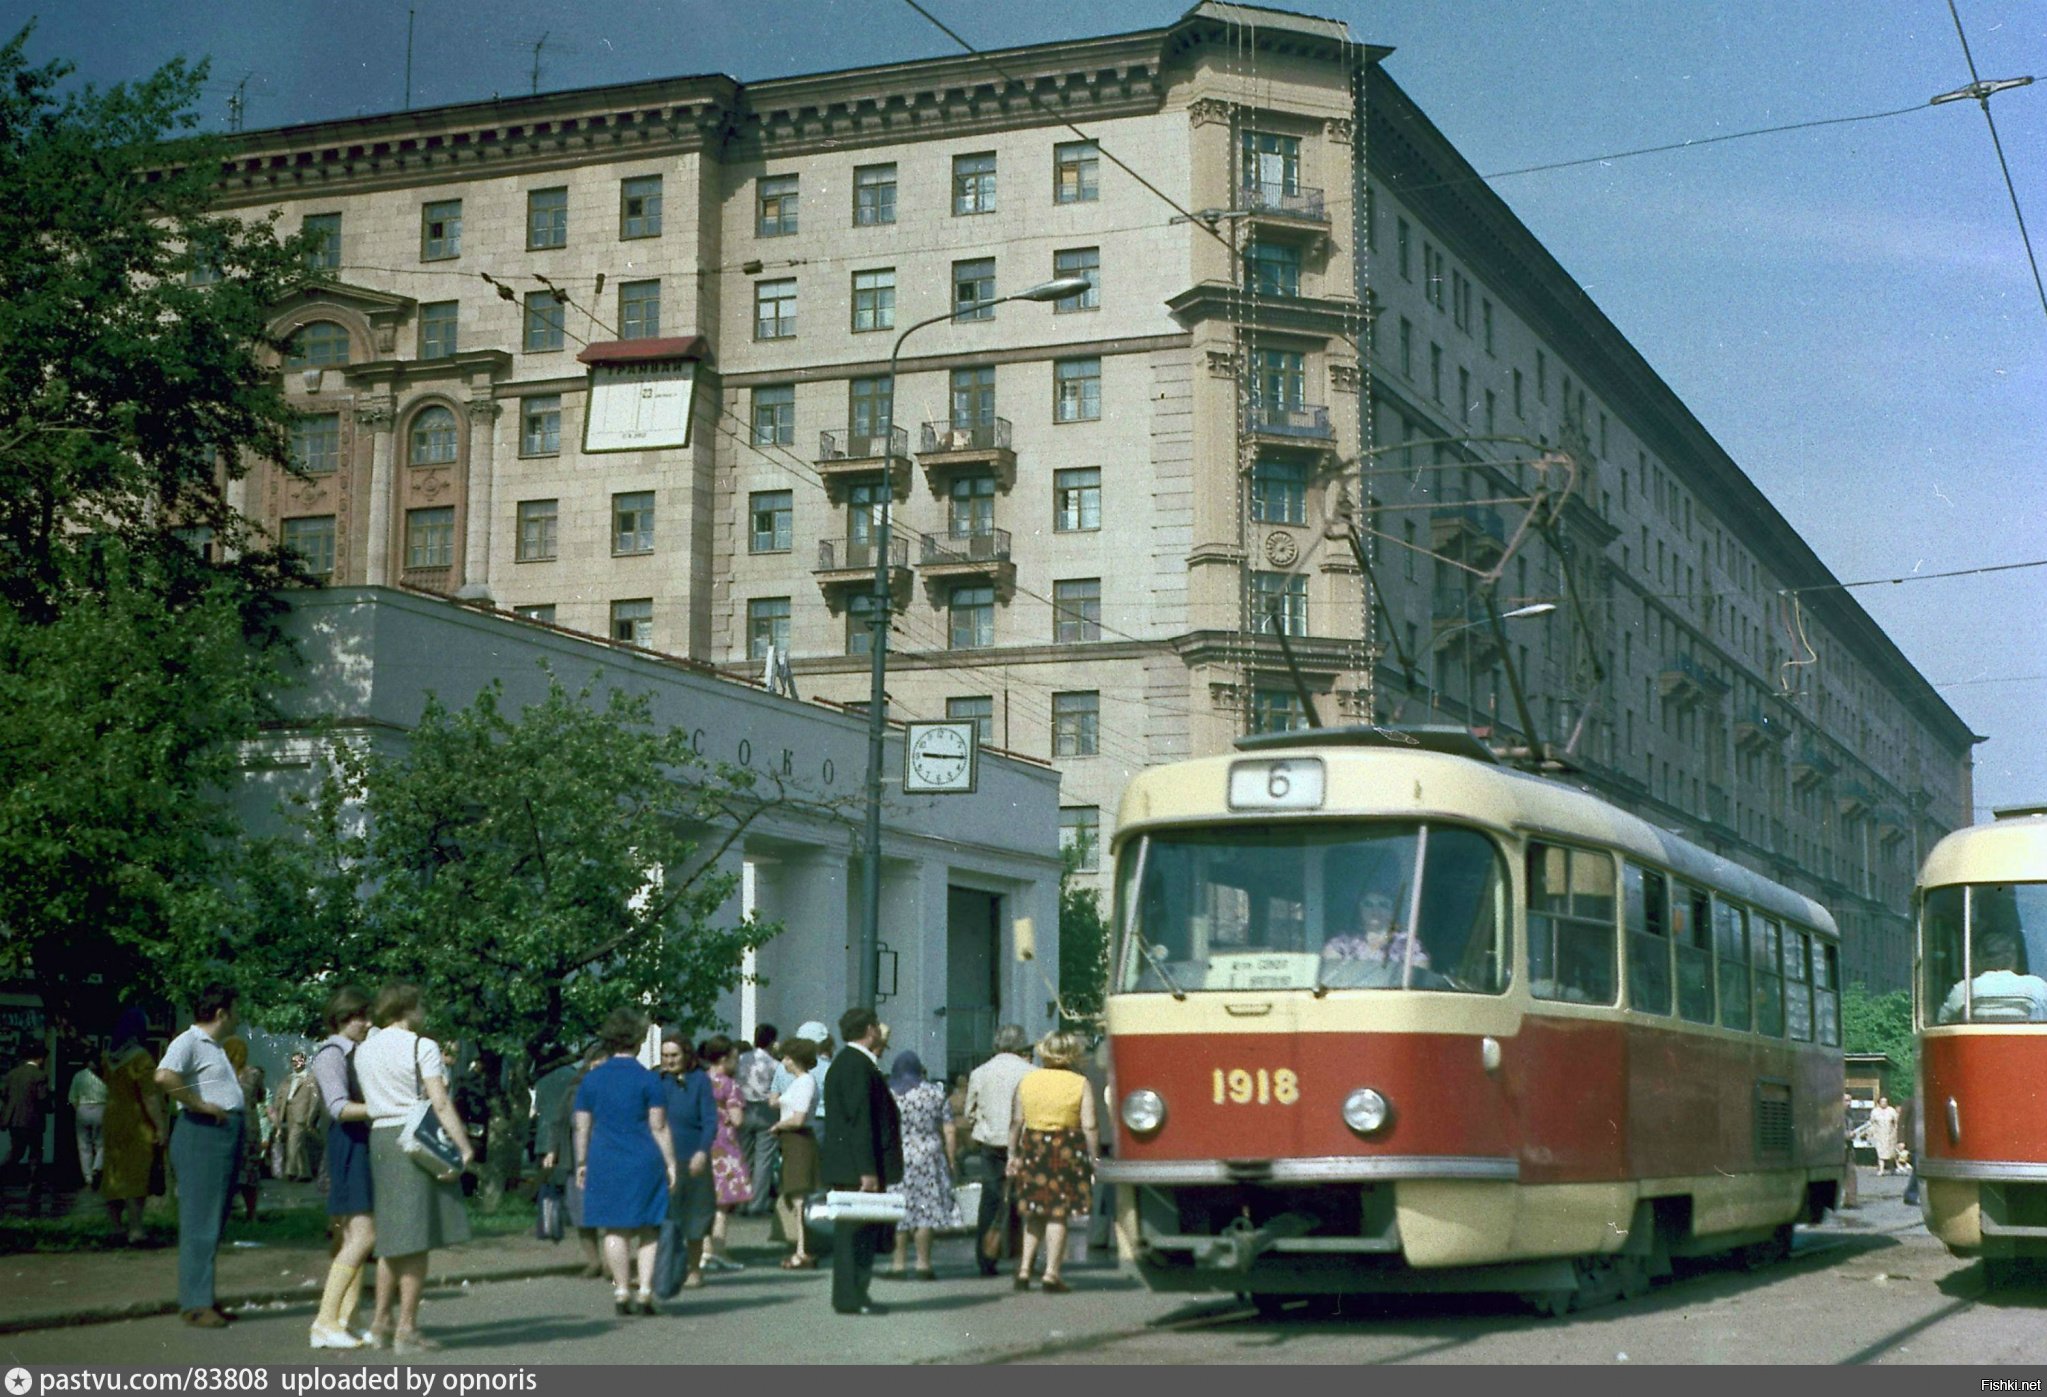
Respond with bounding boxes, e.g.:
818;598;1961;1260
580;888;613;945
1927;883;2047;1024
1814;940;1840;1045
1527;842;1617;1005
1922;887;1967;1025
1672;884;1715;1023
1784;928;1813;1040
1753;918;1785;1037
1715;900;1752;1030
1623;864;1673;1014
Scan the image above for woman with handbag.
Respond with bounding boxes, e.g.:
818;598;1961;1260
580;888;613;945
572;1008;676;1316
353;983;475;1354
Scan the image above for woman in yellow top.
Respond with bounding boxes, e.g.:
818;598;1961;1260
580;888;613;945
1005;1031;1098;1293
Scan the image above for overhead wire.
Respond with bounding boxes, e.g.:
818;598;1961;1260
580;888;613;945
1942;0;2047;325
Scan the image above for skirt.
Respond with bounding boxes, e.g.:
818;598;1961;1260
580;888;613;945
326;1120;372;1216
1015;1128;1093;1219
369;1125;471;1258
778;1129;820;1196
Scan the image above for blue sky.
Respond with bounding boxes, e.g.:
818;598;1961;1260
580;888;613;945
12;0;2044;819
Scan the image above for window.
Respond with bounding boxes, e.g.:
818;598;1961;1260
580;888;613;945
513;604;555;623
1251;570;1307;636
1053;691;1099;756
611;598;653;645
302;213;341;271
1536;350;1548;403
854;163;896;226
953;152;996;215
750;491;793;553
612;491;654;555
1429;343;1443;401
282;515;336;579
1672;884;1715;1023
1054;467;1100;532
619;280;661;339
1247;241;1301;297
290;413;341;475
1060;807;1101;872
516;499;558;562
747;597;790;660
1784;928;1813;1041
1250;348;1305;412
527;188;568;250
523;292;564;352
1054;358;1100;423
1485;389;1497;435
751;385;794;446
847;478;888;543
420;199;462;260
1715;900;1752;1030
950;366;995;429
521;395;561;456
417;301;458;359
754;279;796;339
1527;843;1617;1004
408;406;457;465
1514;368;1525;417
1754;918;1786;1037
949;584;995;649
1402;520;1417;580
953;258;995;320
172;525;214;561
1052;248;1099;312
287;320;350;369
851;269;895;332
1054;141;1099;203
1623;864;1672;1014
1458;367;1471;422
404;506;455;570
1397;217;1411;280
1398;318;1413;378
1482;297;1495;355
1250;458;1307;525
1816;940;1840;1045
1251;687;1309;735
848;376;892;439
757;174;798;237
947;472;995;538
1240;130;1301;197
948;696;994;745
1054;578;1101;643
620;176;662;238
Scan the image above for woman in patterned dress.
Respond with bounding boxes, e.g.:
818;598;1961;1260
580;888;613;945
698;1035;749;1272
1007;1031;1098;1294
886;1051;957;1279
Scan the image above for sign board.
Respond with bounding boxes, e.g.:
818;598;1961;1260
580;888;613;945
903;721;978;795
583;359;697;453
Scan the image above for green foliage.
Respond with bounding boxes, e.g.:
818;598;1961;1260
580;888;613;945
1841;982;1916;1100
1057;840;1111;1029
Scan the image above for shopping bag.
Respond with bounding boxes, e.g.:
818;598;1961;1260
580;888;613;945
397;1040;462;1182
652;1218;688;1299
535;1182;565;1242
945;1181;981;1234
1065;1213;1091;1264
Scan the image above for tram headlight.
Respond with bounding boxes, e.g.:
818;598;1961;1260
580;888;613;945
1120;1088;1167;1135
1342;1087;1391;1135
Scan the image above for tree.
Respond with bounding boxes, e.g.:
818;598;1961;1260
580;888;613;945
0;28;312;1033
1058;840;1111;1031
1841;982;1916;1101
217;674;787;1202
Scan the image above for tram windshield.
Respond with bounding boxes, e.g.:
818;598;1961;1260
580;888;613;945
1114;821;1509;995
1922;882;2047;1025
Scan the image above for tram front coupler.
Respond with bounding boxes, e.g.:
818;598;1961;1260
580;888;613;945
1193;1211;1316;1273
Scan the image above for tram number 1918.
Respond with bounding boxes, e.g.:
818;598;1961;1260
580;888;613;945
1212;1068;1301;1105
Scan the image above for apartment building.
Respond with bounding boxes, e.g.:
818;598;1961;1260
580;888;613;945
217;1;1973;992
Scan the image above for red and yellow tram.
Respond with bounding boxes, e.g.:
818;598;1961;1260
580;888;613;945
1913;806;2047;1285
1099;728;1845;1312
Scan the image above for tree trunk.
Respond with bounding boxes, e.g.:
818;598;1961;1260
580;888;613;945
476;1047;531;1211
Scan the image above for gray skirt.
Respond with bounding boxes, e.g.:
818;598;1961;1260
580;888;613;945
369;1125;471;1258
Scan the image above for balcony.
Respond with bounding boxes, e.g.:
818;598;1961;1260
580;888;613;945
1790;739;1838;790
1246;401;1334;447
814;534;909;605
918;419;1015;493
918;527;1015;598
1240;179;1331;250
1734;705;1790;752
816;425;910;500
1428;495;1507;562
1836;778;1875;820
1657;652;1729;708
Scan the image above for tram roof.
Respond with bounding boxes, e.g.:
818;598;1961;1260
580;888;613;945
1919;807;2047;889
1117;730;1838;937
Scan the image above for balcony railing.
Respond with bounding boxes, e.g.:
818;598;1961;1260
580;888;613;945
815;535;907;573
1431;497;1507;546
920;527;1012;566
1659;652;1730;702
1246;402;1333;440
1241;179;1328;224
920;418;1012;455
819;425;908;462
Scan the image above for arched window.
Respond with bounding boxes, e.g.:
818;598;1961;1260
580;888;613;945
409;406;458;466
286;320;352;369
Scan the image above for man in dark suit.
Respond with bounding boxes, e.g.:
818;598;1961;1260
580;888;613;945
819;1006;902;1316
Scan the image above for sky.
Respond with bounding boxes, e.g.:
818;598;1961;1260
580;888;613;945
9;0;2044;821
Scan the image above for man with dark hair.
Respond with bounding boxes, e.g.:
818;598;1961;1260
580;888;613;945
963;1024;1034;1275
734;1022;780;1216
818;1006;902;1316
3;1043;52;1203
154;985;246;1328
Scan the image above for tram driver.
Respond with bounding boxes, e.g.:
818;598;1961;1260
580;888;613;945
1937;925;2047;1023
1321;886;1433;987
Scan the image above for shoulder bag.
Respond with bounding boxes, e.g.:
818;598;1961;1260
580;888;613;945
397;1036;464;1182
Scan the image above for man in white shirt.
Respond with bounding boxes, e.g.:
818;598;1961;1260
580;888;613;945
154;984;246;1329
962;1024;1035;1275
1938;927;2047;1023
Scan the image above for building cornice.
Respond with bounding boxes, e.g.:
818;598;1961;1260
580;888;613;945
1167;282;1366;341
715;332;1189;391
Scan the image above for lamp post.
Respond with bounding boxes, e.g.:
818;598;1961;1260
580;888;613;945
856;274;1094;1008
1425;601;1554;726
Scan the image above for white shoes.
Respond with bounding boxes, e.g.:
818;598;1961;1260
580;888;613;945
309;1322;364;1350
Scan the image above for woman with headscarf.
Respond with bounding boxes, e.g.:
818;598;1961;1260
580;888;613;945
221;1037;266;1224
886;1050;957;1280
1007;1031;1098;1294
100;1007;164;1244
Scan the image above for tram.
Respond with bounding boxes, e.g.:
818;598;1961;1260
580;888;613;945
1913;806;2047;1285
1098;727;1846;1313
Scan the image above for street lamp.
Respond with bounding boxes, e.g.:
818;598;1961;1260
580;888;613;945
856;274;1095;1008
1425;601;1554;725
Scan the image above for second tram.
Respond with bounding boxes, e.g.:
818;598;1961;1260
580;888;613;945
1099;727;1845;1312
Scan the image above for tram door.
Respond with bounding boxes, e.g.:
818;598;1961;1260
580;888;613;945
947;887;1003;1082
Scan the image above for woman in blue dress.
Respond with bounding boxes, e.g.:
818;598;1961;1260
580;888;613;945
573;1008;677;1315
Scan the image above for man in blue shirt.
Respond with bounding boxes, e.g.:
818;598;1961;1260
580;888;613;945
154;985;245;1329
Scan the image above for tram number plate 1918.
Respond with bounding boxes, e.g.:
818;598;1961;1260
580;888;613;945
1228;757;1325;810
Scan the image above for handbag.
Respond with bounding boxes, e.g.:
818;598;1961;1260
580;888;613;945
535;1181;565;1242
397;1037;464;1182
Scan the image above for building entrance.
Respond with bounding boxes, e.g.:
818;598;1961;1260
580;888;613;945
945;887;1003;1081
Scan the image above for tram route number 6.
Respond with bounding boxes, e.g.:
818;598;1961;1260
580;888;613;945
1213;1068;1301;1105
1227;757;1325;811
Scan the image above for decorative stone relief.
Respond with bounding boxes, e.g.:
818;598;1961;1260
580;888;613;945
1324;117;1354;145
353;399;394;429
1263;531;1300;567
1187;98;1234;128
1206;349;1239;379
1330;362;1361;393
466;397;503;422
414;469;452;501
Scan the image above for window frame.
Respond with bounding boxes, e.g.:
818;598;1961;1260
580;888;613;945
290;412;342;476
301;212;341;272
610;598;653;645
853;163;897;226
407;405;459;467
948;583;996;650
417;301;459;360
1053;357;1101;423
952;152;997;216
1053;578;1102;644
756;173;799;238
403;505;456;570
515;499;559;563
526;187;568;251
751;385;795;446
1526;841;1619;1006
281;514;336;580
420;199;462;261
523;291;565;353
620;175;664;240
851;268;896;333
618;279;661;340
1052;690;1100;757
520;395;562;457
953;258;996;321
747;596;792;660
754;278;797;340
1052;247;1100;313
611;490;655;556
1054;141;1099;204
749;490;794;554
1054;467;1101;532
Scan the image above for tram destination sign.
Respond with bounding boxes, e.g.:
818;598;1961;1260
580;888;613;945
1228;756;1325;810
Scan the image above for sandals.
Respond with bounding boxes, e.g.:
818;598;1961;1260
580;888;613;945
1042;1276;1071;1294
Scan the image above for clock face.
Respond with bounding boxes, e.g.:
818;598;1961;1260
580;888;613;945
905;723;976;792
